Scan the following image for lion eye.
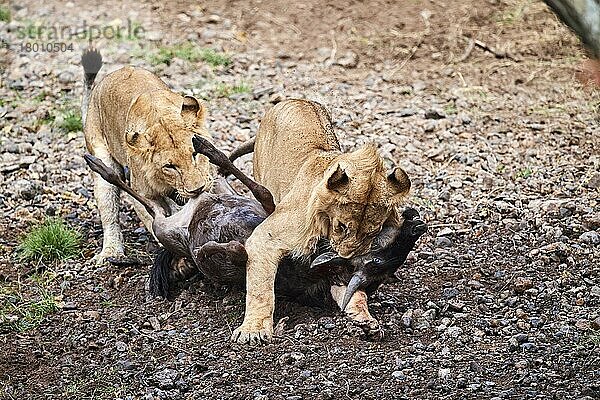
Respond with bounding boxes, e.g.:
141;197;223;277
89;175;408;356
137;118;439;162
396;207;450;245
163;163;178;171
335;221;348;233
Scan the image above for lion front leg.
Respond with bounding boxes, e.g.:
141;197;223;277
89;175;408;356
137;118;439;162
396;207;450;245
331;285;384;340
90;148;125;264
231;220;288;345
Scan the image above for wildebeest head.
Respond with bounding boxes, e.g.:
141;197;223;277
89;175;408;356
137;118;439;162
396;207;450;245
310;207;427;310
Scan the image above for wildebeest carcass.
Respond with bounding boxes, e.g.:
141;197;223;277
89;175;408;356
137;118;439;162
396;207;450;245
84;135;427;339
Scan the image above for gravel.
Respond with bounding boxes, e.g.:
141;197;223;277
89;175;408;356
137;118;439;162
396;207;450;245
0;0;598;399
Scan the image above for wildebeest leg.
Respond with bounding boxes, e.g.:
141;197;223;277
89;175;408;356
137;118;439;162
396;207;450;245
331;285;383;340
193;240;248;286
192;135;275;214
84;154;165;218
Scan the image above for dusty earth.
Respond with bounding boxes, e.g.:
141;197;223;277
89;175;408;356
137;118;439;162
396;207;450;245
0;0;599;399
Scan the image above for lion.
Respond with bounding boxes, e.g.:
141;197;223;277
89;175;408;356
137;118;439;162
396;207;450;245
80;49;213;263
231;99;411;344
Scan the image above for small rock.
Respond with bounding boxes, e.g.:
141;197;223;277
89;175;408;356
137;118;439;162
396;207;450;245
148;316;161;330
437;227;454;237
115;341;127;352
401;309;413;328
521;342;537;351
585;173;600;189
469;361;483;374
513;333;529;343
117;359;135;371
447;299;465;311
299;370;312;379
14;179;41;200
83;310;100;320
446;326;463;338
62;301;77;310
575;320;591;330
392;370;406;380
514;277;533;294
335;51;358;68
396;108;418;117
438;368;451;380
424;109;445;120
448;178;463;189
435;237;452;247
145;31;163;41
591;317;600;330
279;352;305;366
269;92;285;104
252;86;274;99
153;368;179;389
443;287;459;299
579;231;600;245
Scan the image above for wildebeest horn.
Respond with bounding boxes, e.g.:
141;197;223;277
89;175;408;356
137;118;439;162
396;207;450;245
341;270;367;311
309;252;345;269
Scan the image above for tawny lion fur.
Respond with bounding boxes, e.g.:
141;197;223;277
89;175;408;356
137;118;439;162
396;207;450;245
231;99;411;344
82;66;213;263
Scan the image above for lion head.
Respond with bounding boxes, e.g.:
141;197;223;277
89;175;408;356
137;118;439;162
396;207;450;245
124;92;213;199
305;144;411;258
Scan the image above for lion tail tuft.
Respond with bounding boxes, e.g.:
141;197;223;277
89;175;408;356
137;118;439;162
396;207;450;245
80;47;103;126
81;47;103;90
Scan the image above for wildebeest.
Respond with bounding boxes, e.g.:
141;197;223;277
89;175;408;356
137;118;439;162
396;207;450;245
84;135;427;338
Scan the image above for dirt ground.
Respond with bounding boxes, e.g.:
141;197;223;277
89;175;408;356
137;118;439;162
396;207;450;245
0;0;599;399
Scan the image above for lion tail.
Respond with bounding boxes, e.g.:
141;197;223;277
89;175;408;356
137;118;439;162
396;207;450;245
80;47;103;126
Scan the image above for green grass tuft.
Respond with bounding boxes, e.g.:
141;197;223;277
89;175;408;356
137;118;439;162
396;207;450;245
197;47;232;67
18;218;81;264
0;275;60;333
214;82;252;98
57;109;83;133
145;42;231;67
0;6;10;23
147;47;175;66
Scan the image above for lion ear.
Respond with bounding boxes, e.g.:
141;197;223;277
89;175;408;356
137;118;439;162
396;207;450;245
325;163;350;194
181;95;206;126
387;167;411;202
125;95;152;150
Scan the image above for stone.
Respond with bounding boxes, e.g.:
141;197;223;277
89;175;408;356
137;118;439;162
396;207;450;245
14;179;41;200
424;109;445;119
335;51;358;68
392;370;406;380
446;326;463;338
514;277;533;294
435;237;452;247
153;368;179;389
579;231;600;245
438;368;451;380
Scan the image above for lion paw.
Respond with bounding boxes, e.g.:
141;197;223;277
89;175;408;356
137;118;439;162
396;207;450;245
92;245;125;266
231;320;273;345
